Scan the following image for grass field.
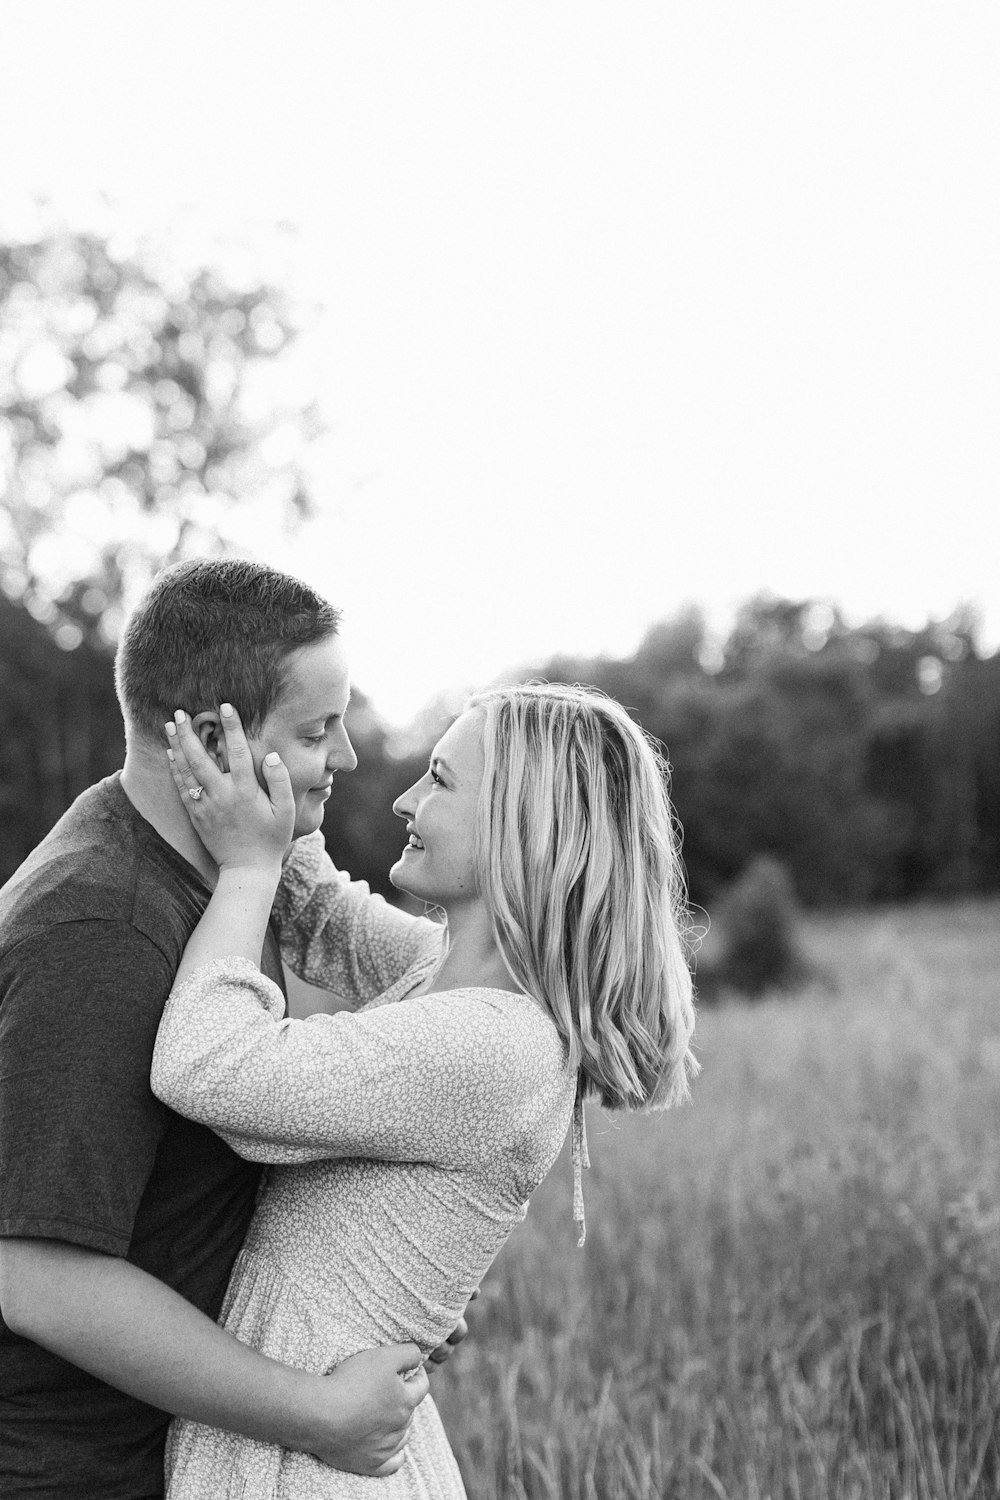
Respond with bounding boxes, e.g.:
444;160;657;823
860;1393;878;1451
432;898;1000;1500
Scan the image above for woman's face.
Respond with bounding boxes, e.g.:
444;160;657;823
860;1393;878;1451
389;709;485;908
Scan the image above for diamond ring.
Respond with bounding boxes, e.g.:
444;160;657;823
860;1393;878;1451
188;786;205;801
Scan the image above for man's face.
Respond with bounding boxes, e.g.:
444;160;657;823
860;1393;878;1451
247;634;357;839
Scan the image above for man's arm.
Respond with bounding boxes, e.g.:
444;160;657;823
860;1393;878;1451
0;1239;427;1476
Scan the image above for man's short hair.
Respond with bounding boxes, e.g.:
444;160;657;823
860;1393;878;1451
115;558;341;741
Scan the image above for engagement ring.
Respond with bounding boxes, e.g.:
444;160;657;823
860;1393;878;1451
188;786;204;801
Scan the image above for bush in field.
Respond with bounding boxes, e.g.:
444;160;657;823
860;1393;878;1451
702;853;810;998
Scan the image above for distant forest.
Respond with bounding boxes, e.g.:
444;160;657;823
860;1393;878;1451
3;588;997;912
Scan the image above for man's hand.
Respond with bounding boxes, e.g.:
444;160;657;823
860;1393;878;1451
425;1288;478;1369
0;1241;428;1476
308;1345;429;1475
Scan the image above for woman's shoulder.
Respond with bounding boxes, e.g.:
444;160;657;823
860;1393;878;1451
411;983;546;1016
411;985;569;1073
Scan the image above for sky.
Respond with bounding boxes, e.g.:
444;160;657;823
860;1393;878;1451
2;1;998;724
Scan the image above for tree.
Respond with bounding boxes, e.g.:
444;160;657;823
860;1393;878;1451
0;590;123;883
0;211;320;649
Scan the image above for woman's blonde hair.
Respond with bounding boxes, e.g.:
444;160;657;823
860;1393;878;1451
468;682;698;1111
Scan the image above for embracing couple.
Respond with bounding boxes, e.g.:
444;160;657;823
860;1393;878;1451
0;558;697;1499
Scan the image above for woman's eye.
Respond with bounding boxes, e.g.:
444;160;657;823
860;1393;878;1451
304;734;324;745
430;769;444;786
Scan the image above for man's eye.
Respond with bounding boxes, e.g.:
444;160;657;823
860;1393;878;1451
430;769;444;786
304;734;324;745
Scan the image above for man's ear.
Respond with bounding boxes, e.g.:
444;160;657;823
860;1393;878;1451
191;710;229;772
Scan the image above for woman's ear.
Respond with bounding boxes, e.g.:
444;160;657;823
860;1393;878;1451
191;711;229;772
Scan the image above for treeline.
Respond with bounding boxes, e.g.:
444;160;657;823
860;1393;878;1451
525;597;1000;908
0;590;125;878
325;595;1000;912
2;591;998;912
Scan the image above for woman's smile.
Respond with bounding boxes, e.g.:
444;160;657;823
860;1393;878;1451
389;711;484;907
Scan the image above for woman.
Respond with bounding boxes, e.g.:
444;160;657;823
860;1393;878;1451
151;683;697;1498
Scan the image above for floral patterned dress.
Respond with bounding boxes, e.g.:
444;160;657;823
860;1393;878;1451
151;831;576;1499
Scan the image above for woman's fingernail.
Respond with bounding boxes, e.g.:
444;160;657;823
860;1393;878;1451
264;752;280;766
165;722;176;738
166;748;175;762
174;709;186;724
220;703;234;719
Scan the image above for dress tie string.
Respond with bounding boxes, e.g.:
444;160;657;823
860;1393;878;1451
571;1085;590;1248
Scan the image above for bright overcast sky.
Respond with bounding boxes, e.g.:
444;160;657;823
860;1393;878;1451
3;1;998;723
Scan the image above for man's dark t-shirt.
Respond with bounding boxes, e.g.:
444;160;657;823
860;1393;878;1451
0;774;286;1498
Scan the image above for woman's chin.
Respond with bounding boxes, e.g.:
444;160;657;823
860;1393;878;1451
390;861;432;905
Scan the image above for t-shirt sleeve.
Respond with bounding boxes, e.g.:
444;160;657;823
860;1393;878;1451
272;831;442;1005
0;921;173;1255
152;956;554;1171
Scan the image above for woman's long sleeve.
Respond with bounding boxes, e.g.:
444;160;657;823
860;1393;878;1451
152;958;563;1172
272;832;441;1006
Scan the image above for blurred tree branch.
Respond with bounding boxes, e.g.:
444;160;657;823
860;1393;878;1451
0;212;321;649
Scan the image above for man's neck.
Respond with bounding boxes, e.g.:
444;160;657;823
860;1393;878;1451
120;738;219;888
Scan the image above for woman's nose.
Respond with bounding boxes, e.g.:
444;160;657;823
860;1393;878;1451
392;781;418;819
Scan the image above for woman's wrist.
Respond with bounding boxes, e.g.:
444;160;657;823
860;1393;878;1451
214;859;285;892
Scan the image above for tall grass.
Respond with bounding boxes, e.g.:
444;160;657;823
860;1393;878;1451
433;899;1000;1499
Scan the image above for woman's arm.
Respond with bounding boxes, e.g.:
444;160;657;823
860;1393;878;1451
274;834;442;1007
164;705;292;987
166;706;440;1008
153;961;558;1170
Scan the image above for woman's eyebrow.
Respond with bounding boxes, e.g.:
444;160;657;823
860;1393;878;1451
432;756;454;777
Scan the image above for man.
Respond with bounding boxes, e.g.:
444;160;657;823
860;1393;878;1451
0;559;453;1498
